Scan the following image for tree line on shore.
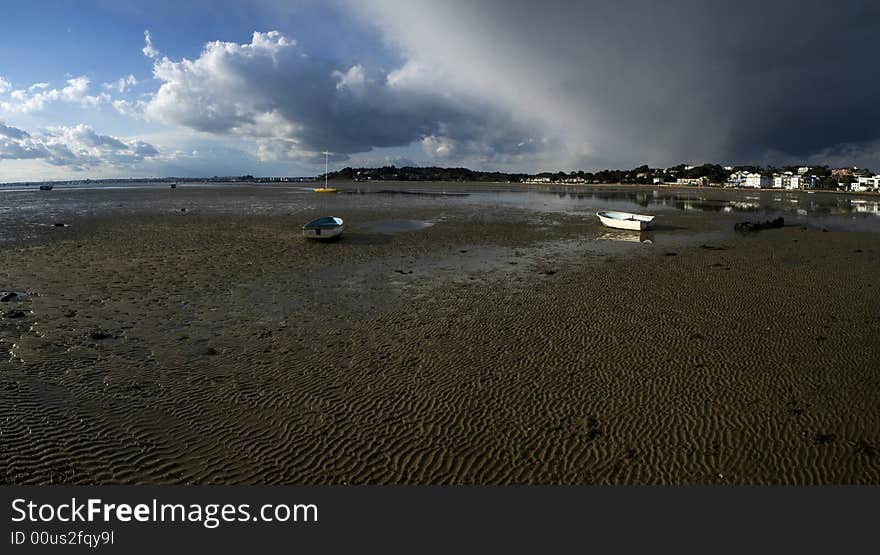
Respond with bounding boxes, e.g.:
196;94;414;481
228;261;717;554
327;163;871;189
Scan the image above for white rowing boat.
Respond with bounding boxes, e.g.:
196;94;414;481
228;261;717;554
302;217;345;240
596;210;655;231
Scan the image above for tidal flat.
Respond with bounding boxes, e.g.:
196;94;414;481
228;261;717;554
1;182;879;484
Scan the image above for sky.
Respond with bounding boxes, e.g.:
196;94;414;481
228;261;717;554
1;0;879;182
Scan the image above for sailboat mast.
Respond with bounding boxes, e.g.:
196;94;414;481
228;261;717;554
324;151;329;188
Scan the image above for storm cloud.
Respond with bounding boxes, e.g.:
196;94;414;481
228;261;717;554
346;0;880;169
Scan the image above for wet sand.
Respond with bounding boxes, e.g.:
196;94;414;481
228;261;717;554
1;186;879;484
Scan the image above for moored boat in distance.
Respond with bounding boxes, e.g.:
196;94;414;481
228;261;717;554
597;210;655;231
39;185;53;190
302;217;345;240
314;150;338;193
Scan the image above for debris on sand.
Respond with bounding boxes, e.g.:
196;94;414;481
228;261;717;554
3;309;28;319
734;217;784;232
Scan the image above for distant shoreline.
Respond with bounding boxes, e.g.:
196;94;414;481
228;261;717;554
2;178;878;198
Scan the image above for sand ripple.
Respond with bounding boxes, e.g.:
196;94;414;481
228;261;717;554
2;210;880;484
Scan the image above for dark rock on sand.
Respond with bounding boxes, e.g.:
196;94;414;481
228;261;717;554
813;433;836;445
855;440;877;458
734;217;784;232
581;415;602;442
3;309;27;318
88;329;114;340
52;222;66;227
1;292;19;302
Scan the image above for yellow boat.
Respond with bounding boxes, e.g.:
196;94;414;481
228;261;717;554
314;151;337;193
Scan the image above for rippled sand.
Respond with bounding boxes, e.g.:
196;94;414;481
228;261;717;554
2;196;879;484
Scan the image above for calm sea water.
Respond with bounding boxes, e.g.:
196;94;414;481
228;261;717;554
1;181;879;243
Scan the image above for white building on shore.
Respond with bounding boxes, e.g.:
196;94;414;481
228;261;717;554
726;171;749;187
676;176;709;187
851;175;880;192
743;172;771;188
773;173;817;190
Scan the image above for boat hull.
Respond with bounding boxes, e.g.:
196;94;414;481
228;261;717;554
302;225;344;239
302;217;345;240
597;211;654;231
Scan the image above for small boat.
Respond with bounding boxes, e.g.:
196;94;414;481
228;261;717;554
302;217;345;240
39;185;53;191
314;151;338;193
597;210;655;231
170;183;177;189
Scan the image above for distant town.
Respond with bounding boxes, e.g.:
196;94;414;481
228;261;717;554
328;164;879;192
2;163;879;192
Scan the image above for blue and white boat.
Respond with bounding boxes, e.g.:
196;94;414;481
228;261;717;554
302;216;345;240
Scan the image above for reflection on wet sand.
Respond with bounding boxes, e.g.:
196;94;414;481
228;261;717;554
359;219;436;234
598;230;654;243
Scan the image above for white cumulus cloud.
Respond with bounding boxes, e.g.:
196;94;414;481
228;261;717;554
103;74;138;94
142;30;160;59
0;76;109;113
0;121;160;169
143;30;543;165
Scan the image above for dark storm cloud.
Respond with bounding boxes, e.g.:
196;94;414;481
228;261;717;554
351;0;880;168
